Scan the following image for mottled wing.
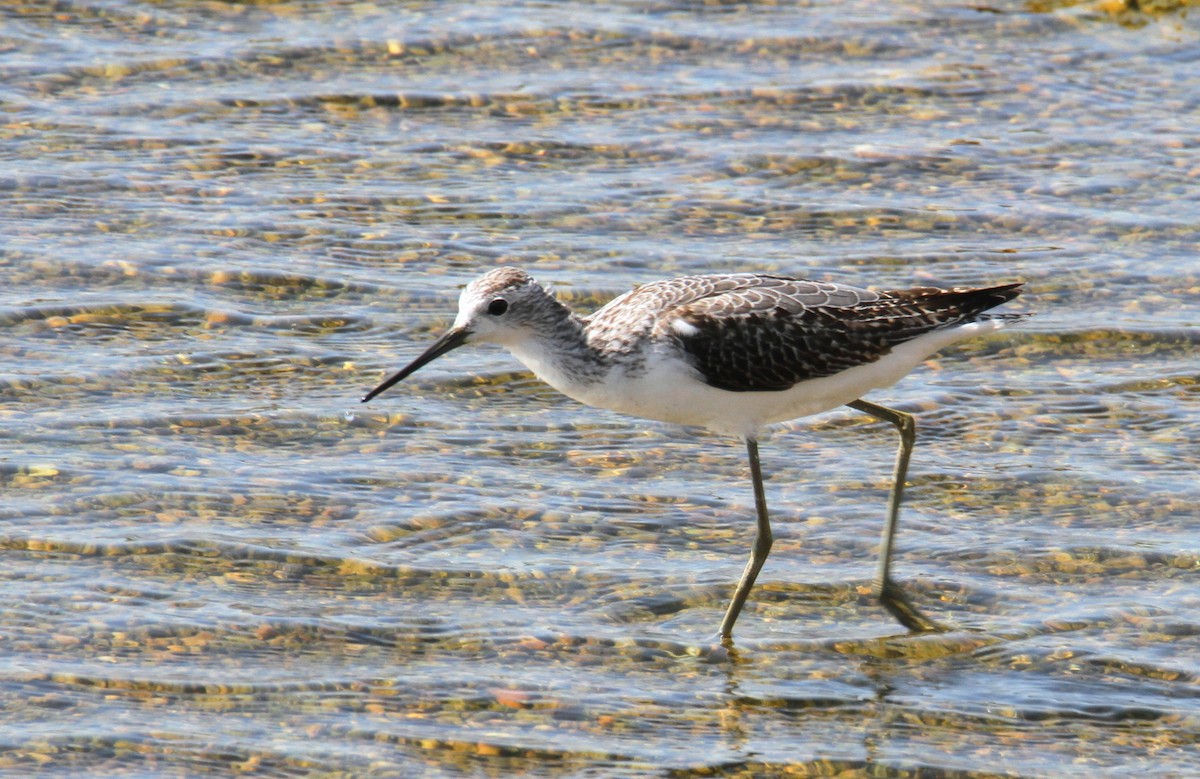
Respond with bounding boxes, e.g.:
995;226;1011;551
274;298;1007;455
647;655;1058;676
583;274;777;354
663;278;1023;392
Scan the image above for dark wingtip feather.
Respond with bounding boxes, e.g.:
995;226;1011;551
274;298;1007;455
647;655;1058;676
890;281;1026;318
975;281;1025;308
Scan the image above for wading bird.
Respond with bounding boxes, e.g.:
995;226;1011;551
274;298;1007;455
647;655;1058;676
363;267;1025;639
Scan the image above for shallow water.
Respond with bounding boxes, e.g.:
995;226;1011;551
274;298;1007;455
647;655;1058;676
2;0;1199;776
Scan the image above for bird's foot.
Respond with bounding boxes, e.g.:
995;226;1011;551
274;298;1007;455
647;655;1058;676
878;578;946;633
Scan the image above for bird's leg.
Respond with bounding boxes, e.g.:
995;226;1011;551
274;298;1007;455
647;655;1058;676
718;438;773;640
845;399;942;633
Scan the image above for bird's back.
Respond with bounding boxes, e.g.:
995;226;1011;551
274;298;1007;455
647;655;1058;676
584;273;1024;393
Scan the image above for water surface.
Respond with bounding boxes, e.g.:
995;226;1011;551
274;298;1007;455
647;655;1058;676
2;0;1199;776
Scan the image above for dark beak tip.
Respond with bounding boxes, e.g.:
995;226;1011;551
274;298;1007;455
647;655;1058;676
360;326;469;405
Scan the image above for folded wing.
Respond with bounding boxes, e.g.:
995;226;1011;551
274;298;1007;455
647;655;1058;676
663;278;1023;392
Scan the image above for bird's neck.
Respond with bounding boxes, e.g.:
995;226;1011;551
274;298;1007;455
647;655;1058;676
505;304;610;393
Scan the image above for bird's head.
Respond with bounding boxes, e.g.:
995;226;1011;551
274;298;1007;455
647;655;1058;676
361;267;554;403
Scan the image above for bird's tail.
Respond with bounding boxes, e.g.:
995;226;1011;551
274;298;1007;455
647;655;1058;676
888;281;1028;324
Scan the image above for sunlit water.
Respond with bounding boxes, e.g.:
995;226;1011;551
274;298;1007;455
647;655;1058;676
2;0;1199;776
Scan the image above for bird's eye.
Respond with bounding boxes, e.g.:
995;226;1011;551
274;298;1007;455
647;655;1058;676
487;299;509;316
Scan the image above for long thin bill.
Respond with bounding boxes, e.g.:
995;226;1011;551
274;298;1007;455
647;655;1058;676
361;327;470;403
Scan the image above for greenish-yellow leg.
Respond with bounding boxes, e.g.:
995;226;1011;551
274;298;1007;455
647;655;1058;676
716;405;942;641
846;398;942;633
718;438;772;640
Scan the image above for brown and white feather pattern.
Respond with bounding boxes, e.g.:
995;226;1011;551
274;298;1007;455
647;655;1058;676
584;274;1023;392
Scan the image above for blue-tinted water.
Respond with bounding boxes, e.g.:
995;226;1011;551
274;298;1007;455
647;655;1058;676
1;1;1198;775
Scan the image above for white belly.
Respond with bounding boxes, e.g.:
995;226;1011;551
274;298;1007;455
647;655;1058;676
508;320;1009;438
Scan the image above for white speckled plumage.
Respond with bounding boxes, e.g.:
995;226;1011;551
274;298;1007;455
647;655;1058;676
363;265;1027;640
418;267;1024;437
